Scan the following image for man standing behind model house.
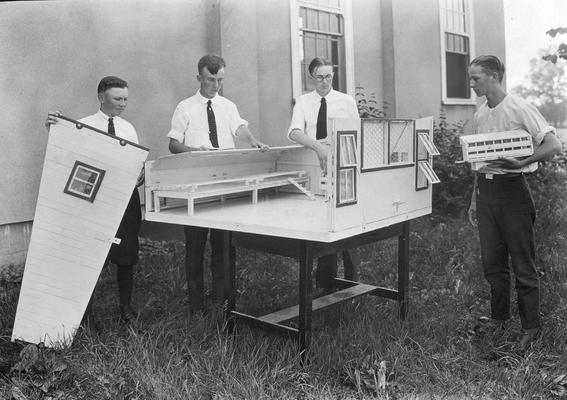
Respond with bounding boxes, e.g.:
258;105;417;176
167;54;268;313
46;76;143;325
288;57;360;295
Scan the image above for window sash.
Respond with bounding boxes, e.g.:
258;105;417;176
338;168;356;203
440;0;474;102
337;130;357;206
417;132;440;156
443;0;468;34
418;161;440;184
297;3;346;93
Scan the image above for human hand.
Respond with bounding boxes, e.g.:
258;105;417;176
45;111;62;131
487;156;526;170
252;140;270;152
314;142;328;175
468;202;477;227
136;167;145;187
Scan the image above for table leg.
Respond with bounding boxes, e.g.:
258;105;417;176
398;221;410;320
223;230;235;333
298;241;313;366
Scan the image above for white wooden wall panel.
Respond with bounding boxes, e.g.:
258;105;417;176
12;118;148;347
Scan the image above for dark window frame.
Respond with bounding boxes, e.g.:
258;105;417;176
360;119;415;173
336;130;357;207
64;160;106;203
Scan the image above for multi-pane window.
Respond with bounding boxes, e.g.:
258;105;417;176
297;0;346;93
360;119;414;172
337;131;357;206
64;161;105;202
442;0;472;99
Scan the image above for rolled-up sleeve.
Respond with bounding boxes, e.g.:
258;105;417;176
227;102;248;134
287;97;306;139
520;101;556;146
166;104;189;143
346;96;360;118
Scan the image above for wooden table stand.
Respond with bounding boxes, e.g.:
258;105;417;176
223;220;410;365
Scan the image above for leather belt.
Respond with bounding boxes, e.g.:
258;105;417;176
478;172;523;180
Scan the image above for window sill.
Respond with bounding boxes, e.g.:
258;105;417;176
442;98;477;106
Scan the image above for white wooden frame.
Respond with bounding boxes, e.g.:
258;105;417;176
459;130;533;163
145;117;438;242
438;0;476;105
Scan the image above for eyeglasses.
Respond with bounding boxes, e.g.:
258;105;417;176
312;73;334;82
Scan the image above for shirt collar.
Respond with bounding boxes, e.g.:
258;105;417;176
97;109;119;121
313;89;335;100
196;90;219;105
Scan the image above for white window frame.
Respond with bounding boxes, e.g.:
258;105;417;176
336;130;357;206
439;0;477;105
289;0;355;99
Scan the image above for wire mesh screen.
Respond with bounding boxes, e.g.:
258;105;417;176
361;119;388;170
389;120;414;164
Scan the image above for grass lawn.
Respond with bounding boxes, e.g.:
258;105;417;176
1;166;566;399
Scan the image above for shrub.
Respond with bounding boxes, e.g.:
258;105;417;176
527;152;567;276
355;86;388;118
432;111;473;218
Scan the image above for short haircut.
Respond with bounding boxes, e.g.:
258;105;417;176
97;76;128;94
308;57;333;76
470;55;505;82
198;54;226;75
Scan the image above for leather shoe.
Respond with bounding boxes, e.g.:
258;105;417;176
516;327;541;350
473;317;509;336
119;305;138;324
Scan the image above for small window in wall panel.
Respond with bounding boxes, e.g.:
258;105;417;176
339;133;357;166
361;119;388;170
64;161;105;202
415;129;440;190
418;161;441;184
336;130;357;206
361;119;414;172
416;130;430;190
338;169;356;203
389;120;414;165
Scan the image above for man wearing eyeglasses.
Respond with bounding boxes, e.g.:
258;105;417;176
288;57;359;173
167;54;268;314
288;57;360;295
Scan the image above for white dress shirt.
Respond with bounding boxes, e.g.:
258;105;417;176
473;94;555;174
288;89;359;139
79;110;139;144
167;90;248;149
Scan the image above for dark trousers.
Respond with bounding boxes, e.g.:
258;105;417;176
83;191;140;321
184;226;229;310
476;174;540;329
316;250;359;290
116;265;134;307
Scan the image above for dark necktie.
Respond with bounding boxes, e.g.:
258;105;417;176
316;97;327;139
206;100;219;148
108;117;116;136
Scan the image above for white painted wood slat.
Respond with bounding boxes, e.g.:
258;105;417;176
12;118;148;347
